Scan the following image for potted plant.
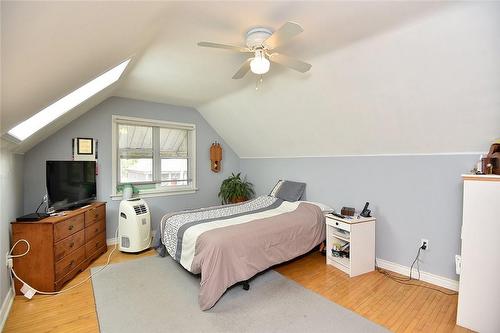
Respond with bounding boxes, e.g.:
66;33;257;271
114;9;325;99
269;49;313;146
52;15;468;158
218;173;255;204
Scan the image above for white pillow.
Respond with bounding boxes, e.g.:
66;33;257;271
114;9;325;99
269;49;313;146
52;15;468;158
299;201;334;213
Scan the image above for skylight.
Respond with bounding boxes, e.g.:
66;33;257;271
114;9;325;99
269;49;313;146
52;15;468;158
8;59;131;141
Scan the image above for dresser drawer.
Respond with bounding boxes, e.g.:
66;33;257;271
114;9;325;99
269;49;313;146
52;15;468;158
55;246;85;281
86;232;107;257
86;245;107;268
54;230;85;262
85;219;106;241
330;219;350;232
54;259;87;291
54;214;84;242
85;205;106;226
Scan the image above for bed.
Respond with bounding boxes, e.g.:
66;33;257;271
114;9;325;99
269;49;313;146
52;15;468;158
153;183;326;310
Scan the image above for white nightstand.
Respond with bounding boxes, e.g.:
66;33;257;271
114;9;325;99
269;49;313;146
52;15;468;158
325;214;376;277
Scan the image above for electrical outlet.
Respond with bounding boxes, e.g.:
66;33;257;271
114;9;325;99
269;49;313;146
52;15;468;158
455;255;462;274
420;239;429;250
5;254;13;268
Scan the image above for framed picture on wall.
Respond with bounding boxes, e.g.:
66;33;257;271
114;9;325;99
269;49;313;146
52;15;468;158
77;138;94;155
73;137;97;161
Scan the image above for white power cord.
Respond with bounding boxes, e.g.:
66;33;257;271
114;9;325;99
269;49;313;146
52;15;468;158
8;228;119;298
8;239;30;258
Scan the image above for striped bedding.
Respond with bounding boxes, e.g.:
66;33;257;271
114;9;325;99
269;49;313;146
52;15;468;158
154;196;325;310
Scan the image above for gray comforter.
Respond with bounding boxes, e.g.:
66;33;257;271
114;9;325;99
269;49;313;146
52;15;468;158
154;196;325;310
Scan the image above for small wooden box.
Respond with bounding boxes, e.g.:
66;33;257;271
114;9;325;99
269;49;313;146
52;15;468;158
341;207;355;216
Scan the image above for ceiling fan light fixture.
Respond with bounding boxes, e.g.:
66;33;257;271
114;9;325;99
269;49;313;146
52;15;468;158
198;22;311;79
250;50;270;75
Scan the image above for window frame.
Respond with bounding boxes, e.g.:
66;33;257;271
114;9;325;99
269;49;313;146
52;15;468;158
111;115;197;200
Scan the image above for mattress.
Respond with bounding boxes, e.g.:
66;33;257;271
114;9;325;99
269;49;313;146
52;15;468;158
154;196;325;310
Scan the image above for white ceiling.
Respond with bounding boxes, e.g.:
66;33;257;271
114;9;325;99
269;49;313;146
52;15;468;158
2;1;499;155
1;1;168;151
116;1;446;107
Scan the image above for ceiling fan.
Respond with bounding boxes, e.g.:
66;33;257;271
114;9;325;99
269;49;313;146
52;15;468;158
198;22;311;79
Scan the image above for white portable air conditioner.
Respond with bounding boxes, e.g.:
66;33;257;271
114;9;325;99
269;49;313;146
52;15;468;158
118;198;151;253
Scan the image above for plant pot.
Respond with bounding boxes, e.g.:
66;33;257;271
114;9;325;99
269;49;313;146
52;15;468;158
230;196;247;204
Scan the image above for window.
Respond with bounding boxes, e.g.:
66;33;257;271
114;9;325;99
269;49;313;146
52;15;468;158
8;59;130;141
112;116;196;198
118;124;153;184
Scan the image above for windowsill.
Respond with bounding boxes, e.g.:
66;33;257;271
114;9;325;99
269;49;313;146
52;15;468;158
110;187;199;200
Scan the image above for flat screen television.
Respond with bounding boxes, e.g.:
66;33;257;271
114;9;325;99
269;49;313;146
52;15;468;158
46;161;97;211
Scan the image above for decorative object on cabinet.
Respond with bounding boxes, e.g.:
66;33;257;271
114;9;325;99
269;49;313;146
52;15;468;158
72;137;98;161
341;206;355;216
483;140;500;175
325;213;375;277
10;202;107;294
218;172;254;204
210;142;222;172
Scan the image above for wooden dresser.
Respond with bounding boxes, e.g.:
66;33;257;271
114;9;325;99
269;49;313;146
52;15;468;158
11;202;107;294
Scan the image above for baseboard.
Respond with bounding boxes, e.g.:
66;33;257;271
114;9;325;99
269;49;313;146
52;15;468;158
376;258;459;291
0;288;14;332
106;237;117;246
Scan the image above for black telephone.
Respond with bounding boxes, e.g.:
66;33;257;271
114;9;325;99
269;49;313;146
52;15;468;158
360;202;371;217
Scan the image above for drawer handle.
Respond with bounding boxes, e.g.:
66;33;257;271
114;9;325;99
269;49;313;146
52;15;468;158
335;222;339;226
69;260;75;267
68;225;74;231
95;242;100;248
94;228;98;233
69;242;75;248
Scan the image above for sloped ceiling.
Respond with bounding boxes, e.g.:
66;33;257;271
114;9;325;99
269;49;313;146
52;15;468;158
2;1;499;155
197;2;500;157
1;1;169;152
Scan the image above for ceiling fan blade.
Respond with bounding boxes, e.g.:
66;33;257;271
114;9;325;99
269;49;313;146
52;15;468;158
232;58;252;79
262;22;304;50
198;41;250;53
269;53;311;73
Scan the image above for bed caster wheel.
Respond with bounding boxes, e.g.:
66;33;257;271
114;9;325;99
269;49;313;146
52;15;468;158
242;282;250;291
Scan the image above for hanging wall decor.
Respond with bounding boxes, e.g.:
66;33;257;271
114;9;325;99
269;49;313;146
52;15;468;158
210;141;222;173
72;137;98;161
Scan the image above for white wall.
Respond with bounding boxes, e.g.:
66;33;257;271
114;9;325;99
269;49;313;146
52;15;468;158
0;144;24;316
22;97;241;239
199;2;500;282
199;2;500;157
241;154;478;280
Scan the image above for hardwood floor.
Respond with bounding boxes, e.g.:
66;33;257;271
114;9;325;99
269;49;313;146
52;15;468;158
4;246;154;333
4;248;471;332
275;252;471;333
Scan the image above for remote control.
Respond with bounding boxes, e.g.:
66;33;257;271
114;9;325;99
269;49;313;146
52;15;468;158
330;212;346;219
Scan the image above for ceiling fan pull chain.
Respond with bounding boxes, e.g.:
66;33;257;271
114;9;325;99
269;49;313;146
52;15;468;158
255;76;264;90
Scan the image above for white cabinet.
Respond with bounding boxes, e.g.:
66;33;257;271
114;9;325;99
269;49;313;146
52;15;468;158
457;175;500;332
325;214;375;277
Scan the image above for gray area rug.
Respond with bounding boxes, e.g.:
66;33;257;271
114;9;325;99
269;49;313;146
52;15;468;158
91;256;389;333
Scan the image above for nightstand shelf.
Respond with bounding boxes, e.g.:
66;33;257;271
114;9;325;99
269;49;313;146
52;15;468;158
325;214;375;277
330;255;350;269
331;230;350;242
